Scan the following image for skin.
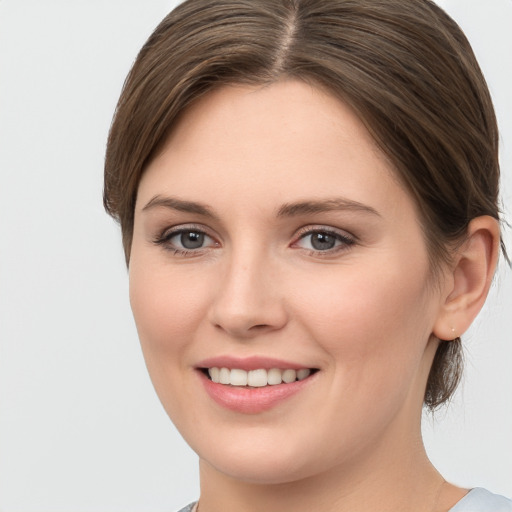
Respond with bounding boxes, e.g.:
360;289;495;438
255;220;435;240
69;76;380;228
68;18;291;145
129;80;498;512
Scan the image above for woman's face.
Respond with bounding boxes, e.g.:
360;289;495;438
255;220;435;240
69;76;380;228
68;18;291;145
130;80;448;484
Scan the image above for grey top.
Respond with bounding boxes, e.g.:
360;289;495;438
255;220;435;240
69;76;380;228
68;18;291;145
449;488;512;511
177;504;196;512
176;488;512;512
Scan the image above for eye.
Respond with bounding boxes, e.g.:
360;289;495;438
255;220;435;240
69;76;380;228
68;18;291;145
175;230;207;249
293;228;355;253
154;226;218;254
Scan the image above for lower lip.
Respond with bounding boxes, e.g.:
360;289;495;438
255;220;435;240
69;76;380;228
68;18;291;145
198;371;316;414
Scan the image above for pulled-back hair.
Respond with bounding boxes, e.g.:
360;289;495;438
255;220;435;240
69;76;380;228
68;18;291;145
104;0;504;409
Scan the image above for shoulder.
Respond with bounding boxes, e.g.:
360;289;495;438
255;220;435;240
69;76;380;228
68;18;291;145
176;503;197;512
450;488;512;512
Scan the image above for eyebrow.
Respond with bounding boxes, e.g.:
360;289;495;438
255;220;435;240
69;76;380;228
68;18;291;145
141;195;380;220
277;198;381;218
142;195;218;219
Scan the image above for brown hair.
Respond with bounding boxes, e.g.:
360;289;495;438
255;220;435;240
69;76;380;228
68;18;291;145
104;0;504;409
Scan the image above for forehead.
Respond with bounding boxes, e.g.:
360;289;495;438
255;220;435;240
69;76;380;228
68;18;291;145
136;80;412;221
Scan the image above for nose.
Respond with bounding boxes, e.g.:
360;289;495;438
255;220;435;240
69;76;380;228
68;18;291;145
208;248;288;339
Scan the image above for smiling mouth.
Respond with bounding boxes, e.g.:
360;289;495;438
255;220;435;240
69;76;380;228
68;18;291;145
201;367;318;387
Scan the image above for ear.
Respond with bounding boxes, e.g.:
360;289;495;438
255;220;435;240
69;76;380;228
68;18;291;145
433;216;501;341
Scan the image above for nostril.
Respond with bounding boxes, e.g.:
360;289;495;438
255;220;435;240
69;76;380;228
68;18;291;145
209;302;288;337
213;321;271;332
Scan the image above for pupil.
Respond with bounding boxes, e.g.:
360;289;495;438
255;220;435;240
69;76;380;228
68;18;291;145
181;231;204;249
311;232;336;250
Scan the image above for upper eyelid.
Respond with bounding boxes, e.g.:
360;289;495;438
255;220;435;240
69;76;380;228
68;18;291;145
152;224;219;249
152;223;356;248
153;225;220;255
159;223;215;238
289;226;356;255
293;224;356;240
159;224;353;238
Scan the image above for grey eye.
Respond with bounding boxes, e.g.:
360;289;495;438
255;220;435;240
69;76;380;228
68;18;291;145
309;232;337;251
180;231;205;249
294;228;355;253
155;226;218;254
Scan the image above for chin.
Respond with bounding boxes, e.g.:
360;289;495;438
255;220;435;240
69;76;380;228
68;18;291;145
189;425;336;485
202;451;317;485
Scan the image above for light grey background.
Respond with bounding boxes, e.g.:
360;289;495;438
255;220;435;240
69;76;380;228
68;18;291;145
0;1;510;511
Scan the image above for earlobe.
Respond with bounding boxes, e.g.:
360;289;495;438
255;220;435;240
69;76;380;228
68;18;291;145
433;216;500;341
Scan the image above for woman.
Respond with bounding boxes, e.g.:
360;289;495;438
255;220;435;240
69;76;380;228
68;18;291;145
104;0;511;510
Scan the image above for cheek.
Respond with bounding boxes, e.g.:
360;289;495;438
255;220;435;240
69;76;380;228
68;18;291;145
128;261;209;372
291;258;435;395
128;260;216;426
279;263;436;467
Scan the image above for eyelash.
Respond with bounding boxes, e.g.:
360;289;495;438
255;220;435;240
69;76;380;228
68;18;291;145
153;225;356;257
153;224;218;256
292;226;356;256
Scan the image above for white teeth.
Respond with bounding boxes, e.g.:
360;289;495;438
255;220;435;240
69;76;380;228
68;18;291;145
219;367;231;385
230;368;248;386
297;369;311;381
282;369;297;383
267;368;282;385
248;369;268;387
209;367;220;383
206;367;313;386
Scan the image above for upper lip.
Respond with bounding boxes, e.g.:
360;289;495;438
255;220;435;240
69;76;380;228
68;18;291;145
196;355;315;371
